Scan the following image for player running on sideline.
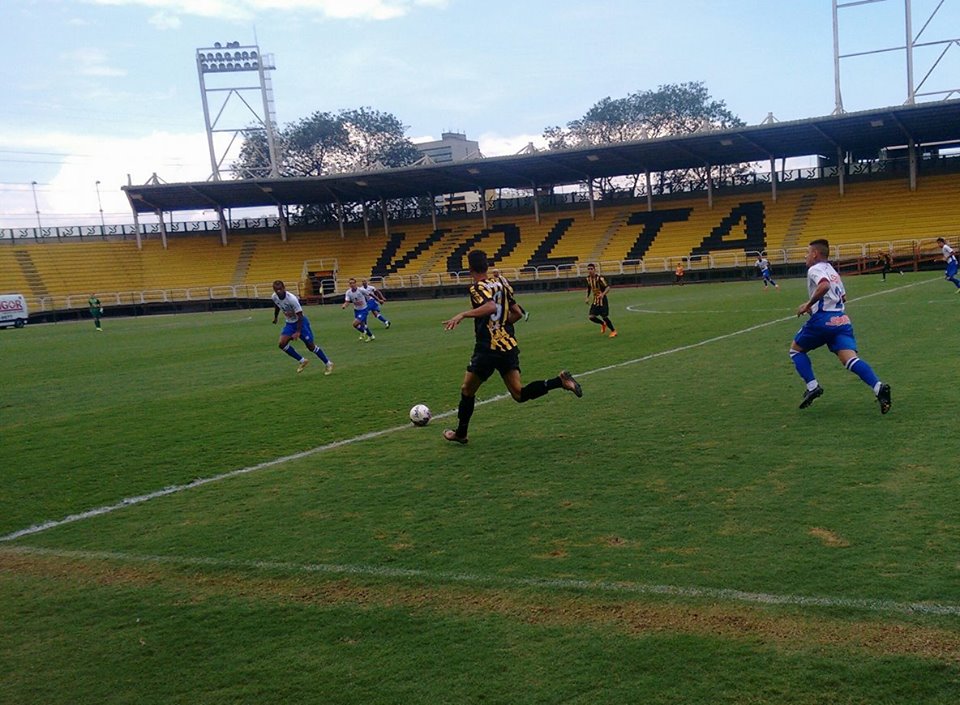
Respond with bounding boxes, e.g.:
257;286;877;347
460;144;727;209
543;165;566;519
936;237;960;291
790;239;891;414
271;280;334;375
441;249;582;445
342;278;376;341
359;279;391;328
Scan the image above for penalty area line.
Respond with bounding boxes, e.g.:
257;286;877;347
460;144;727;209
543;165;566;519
3;545;959;617
0;278;934;544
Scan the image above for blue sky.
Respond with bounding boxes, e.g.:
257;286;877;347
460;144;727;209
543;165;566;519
2;0;959;227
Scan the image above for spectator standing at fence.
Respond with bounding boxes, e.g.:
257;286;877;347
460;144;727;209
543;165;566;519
790;239;891;414
88;294;103;332
674;262;685;286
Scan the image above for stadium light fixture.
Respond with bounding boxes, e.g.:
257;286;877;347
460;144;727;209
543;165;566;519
30;181;42;231
95;180;105;231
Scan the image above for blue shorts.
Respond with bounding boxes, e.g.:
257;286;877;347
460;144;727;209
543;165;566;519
365;300;381;314
794;312;857;353
946;260;958;278
282;317;315;342
353;309;370;324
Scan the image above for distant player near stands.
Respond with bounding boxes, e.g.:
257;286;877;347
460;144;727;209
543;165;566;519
755;254;780;290
585;263;617;337
271;280;334;375
342;278;376;341
440;249;582;445
674;262;685;285
359;279;391;328
790;239;891;414
491;268;528;321
935;237;960;291
88;293;103;331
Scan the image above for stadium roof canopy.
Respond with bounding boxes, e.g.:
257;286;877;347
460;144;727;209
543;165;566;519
123;99;960;215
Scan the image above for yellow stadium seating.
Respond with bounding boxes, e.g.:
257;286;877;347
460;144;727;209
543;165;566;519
1;173;958;310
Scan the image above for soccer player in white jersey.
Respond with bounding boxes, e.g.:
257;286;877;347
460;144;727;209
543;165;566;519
935;237;960;290
271;280;333;375
790;239;891;414
359;279;391;328
341;278;376;341
755;254;779;290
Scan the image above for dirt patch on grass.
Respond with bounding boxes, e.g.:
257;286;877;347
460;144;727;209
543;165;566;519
809;527;850;548
3;549;959;663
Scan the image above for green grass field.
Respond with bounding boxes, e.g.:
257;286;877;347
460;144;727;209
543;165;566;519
2;272;959;704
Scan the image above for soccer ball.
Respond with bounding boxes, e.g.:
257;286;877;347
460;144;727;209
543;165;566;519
409;404;431;427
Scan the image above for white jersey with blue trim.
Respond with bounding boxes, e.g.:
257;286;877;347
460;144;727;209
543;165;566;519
344;288;370;310
272;291;303;323
359;285;380;302
807;261;845;314
942;243;957;263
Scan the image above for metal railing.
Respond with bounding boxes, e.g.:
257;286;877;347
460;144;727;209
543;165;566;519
13;235;956;315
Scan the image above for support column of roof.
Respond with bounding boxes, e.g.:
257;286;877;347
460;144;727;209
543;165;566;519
157;210;168;250
587;179;595;220
126;174;143;250
380;197;389;239
362;202;370;237
428;194;437;231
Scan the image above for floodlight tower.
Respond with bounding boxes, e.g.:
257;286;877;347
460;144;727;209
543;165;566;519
196;41;280;180
832;0;960;114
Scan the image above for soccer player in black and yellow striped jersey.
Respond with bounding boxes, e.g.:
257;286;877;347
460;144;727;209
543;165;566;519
585;263;617;338
441;249;582;444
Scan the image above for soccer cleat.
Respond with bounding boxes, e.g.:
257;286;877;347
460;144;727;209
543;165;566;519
877;383;892;414
297;358;310;374
559;370;583;398
443;429;468;445
368;334;376;340
359;334;366;341
609;330;618;338
799;385;823;409
324;362;334;376
600;322;607;334
385;320;391;329
523;311;530;321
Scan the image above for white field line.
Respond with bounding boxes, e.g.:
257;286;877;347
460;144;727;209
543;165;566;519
3;545;959;617
0;278;935;544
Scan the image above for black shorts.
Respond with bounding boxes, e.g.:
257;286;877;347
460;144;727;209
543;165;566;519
467;346;521;382
589;301;609;317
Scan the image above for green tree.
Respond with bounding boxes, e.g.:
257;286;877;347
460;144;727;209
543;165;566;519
234;107;422;224
543;82;747;197
235;107;421;179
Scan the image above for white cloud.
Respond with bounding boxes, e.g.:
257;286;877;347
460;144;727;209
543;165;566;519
0;130;213;228
63;48;126;78
148;11;182;29
86;0;448;22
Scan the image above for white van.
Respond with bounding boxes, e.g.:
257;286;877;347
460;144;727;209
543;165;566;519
0;294;29;329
